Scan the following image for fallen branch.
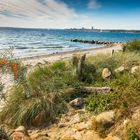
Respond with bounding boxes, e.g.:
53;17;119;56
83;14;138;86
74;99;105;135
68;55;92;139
65;87;112;96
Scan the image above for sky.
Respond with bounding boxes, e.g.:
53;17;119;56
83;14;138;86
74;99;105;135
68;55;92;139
0;0;140;29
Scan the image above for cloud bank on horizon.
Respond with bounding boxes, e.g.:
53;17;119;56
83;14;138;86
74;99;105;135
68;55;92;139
0;0;140;29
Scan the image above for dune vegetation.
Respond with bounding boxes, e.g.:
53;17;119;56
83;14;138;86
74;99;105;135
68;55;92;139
0;40;140;139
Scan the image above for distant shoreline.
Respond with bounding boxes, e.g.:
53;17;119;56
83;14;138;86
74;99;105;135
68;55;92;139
0;27;140;33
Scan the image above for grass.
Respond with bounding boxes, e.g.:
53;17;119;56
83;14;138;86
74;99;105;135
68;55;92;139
0;61;78;127
123;39;140;52
0;127;11;140
0;40;140;130
85;52;140;114
127;128;139;140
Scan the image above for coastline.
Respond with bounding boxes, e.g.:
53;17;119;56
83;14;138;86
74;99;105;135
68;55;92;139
21;43;123;66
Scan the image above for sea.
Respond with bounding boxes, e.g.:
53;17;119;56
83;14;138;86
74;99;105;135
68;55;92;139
0;28;140;58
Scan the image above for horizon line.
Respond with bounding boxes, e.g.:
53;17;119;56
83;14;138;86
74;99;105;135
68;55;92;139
0;26;140;31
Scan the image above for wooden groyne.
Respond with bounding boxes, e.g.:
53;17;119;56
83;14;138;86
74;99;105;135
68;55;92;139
71;39;121;45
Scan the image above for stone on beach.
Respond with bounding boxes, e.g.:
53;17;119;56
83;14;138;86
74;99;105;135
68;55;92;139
69;98;84;108
114;65;125;73
102;68;112;79
11;126;31;140
95;111;115;129
131;66;140;74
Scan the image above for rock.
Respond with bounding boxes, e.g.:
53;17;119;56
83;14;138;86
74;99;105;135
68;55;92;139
11;126;31;140
15;126;28;134
61;127;100;140
102;68;112;79
82;131;100;140
74;119;93;131
69;98;84;108
12;132;31;140
60;136;77;140
104;134;121;140
69;114;81;124
114;65;125;73
75;122;88;131
95;111;115;128
131;66;140;74
58;123;67;128
30;132;49;140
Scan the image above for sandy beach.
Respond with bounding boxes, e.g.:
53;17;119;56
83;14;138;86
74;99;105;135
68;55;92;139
22;43;123;66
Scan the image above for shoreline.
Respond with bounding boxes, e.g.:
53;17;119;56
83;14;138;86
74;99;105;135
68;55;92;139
21;43;123;66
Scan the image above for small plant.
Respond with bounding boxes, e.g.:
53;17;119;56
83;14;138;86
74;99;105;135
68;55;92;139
128;128;139;140
0;127;11;140
85;93;115;114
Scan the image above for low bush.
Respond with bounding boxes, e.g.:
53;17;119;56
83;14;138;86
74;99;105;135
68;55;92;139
86;71;140;114
123;39;140;52
85;93;115;114
127;128;139;140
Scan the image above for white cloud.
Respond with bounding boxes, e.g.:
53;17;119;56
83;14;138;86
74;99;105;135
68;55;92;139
88;0;101;9
0;0;99;29
0;0;139;29
0;0;77;19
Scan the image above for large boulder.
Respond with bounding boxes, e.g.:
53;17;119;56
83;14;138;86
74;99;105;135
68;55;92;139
11;126;31;140
96;111;115;126
131;66;140;74
102;68;112;80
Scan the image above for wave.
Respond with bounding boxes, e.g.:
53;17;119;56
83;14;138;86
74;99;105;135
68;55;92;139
15;45;65;50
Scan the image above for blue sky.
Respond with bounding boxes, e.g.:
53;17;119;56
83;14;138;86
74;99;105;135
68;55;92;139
0;0;140;29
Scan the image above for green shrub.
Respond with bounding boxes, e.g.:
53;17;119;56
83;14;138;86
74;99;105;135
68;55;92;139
79;63;96;84
85;93;115;114
128;128;139;140
0;127;11;140
85;52;140;114
123;40;140;52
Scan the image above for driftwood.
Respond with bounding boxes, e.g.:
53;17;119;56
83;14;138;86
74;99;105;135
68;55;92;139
77;54;86;80
65;87;112;96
